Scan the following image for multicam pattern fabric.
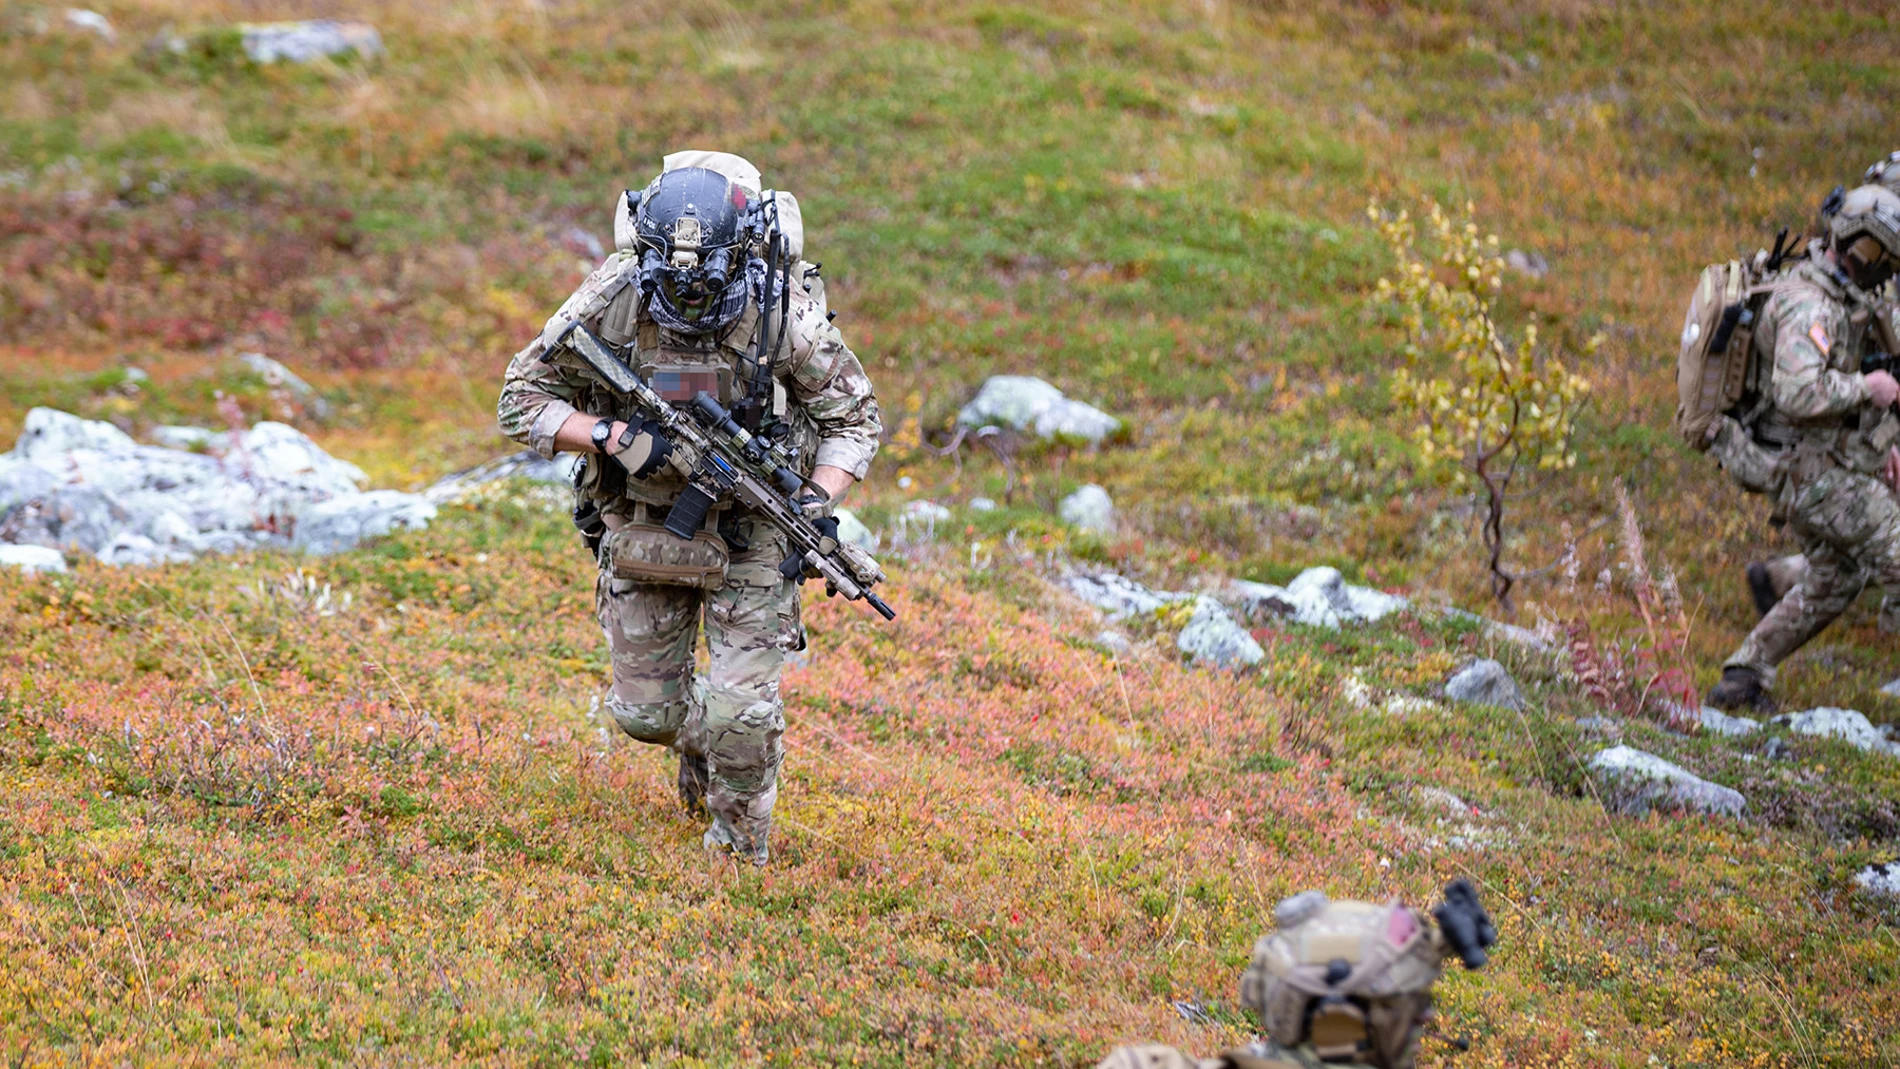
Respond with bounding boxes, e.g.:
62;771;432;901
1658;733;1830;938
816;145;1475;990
1729;469;1900;682
595;519;801;863
498;245;879;865
1722;254;1900;683
498;253;880;478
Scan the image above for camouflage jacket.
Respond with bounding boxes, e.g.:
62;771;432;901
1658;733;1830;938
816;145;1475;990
497;251;881;510
1757;253;1900;488
1094;1041;1363;1069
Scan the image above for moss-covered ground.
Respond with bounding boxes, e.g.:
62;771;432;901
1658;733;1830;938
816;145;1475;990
2;1;1898;1065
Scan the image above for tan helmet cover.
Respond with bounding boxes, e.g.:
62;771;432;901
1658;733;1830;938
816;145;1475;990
1828;184;1900;268
1240;894;1445;1069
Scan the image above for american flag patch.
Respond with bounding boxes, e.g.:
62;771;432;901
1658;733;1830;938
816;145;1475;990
1809;321;1833;357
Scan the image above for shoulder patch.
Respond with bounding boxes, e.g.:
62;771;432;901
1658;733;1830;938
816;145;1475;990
1809;321;1833;356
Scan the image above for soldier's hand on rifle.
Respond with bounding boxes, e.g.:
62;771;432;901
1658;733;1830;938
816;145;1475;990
607;419;673;479
1866;369;1900;408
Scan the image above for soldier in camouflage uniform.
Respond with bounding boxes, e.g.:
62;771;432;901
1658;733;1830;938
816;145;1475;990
1740;153;1900;617
1095;885;1494;1069
1708;184;1900;711
498;154;880;863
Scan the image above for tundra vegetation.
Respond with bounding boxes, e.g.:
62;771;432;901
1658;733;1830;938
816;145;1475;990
2;1;1898;1066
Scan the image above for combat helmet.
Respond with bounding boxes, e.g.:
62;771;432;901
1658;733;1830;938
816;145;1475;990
1862;150;1900;196
627;166;753;335
1828;183;1900;290
1240;882;1494;1069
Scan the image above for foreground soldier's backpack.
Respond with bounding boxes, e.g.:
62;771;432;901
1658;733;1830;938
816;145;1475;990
1673;235;1799;450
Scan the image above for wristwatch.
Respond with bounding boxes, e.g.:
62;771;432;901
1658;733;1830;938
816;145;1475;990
589;418;615;453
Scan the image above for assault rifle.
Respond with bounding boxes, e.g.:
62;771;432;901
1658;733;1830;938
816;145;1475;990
553;320;897;621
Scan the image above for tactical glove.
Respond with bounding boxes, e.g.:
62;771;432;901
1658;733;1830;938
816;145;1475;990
608;419;673;479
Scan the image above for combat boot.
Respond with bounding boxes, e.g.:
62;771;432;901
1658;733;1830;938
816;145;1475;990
701;815;770;866
676;749;709;814
1706;666;1774;713
1745;562;1780;619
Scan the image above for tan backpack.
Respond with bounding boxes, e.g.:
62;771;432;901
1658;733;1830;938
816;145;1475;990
1673;250;1785;449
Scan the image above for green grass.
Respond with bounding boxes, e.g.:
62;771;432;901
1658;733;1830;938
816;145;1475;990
4;0;1900;1064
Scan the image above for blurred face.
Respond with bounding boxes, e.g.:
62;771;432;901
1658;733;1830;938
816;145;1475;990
1841;233;1899;290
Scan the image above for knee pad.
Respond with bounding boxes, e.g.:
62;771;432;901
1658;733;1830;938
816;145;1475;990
704;697;784;793
603;695;693;746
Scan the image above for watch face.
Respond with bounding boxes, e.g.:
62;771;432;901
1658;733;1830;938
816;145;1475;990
592;420;612;448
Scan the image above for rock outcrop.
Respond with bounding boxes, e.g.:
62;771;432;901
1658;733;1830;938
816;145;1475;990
1227;566;1407;629
1058;484;1115;535
1175;595;1264;670
1444;659;1526;711
957;376;1120;445
1771;707;1900;758
0;408;436;565
1588;746;1746;818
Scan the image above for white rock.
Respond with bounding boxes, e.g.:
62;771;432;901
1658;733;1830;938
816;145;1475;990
292;492;436;555
1414;786;1474;817
1698;707;1762;738
236;422;365;497
1440;607;1554;650
1881;678;1900;698
904;500;952;524
1344;584;1409;622
968;497;998;512
11;408;135;463
97;532;191;567
834;508;879;552
0;456;60;516
240;20;385;64
63;9;114;39
1771;707;1900;757
1588;745;1746;817
1094;630;1132;657
1445;659;1525;710
1228;567;1409;629
239;353;316;398
1176;595;1264;670
1856;861;1900;900
3;408;423;564
1504;249;1549;279
1064;572;1185;617
425;450;581;502
1058;484;1115;535
0;486;132;554
146;510;203;550
957;375;1121;445
0;545;67;574
149;426;223;451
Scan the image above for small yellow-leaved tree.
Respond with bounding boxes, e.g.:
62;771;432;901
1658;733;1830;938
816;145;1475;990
1372;198;1593;612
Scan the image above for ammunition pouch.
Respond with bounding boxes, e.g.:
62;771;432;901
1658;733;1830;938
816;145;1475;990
598;521;730;589
1710;416;1789;497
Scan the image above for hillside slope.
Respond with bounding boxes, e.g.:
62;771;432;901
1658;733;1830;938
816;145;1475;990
3;1;1900;1065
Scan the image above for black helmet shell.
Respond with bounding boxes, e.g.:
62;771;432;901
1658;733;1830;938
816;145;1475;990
634;167;746;257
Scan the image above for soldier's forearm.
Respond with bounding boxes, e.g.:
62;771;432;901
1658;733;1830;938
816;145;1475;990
551;410;628;455
811;465;855;503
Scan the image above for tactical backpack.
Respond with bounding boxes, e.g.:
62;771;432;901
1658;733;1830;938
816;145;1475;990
1673;240;1794;450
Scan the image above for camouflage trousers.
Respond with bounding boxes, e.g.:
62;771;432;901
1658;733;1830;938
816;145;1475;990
1727;469;1900;684
596;520;802;861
